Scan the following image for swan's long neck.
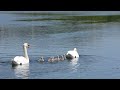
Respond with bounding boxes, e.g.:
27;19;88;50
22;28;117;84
23;46;29;60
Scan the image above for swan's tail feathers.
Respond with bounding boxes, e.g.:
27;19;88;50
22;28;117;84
74;48;77;51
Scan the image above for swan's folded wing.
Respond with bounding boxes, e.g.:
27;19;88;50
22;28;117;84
14;56;25;61
67;50;79;58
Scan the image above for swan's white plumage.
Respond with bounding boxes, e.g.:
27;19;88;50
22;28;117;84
66;48;79;59
13;56;29;65
11;43;30;65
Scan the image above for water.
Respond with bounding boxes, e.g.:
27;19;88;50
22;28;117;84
0;11;120;79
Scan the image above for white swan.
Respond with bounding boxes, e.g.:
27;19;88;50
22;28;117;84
66;48;79;59
11;43;30;65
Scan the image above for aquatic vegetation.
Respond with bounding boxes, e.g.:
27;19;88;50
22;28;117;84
14;15;120;24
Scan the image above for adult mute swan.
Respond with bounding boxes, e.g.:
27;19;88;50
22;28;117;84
66;48;79;59
11;43;30;65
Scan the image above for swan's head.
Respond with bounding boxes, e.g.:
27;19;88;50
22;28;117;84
23;43;30;48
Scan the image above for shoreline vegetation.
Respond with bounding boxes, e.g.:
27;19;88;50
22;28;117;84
1;11;120;23
14;15;120;23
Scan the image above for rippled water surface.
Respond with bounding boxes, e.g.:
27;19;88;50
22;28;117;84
1;11;120;79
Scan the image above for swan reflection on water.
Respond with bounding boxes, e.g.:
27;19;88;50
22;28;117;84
12;64;29;79
68;58;79;73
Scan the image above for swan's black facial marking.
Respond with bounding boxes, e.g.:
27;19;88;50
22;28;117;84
27;44;30;48
20;63;22;65
66;54;73;59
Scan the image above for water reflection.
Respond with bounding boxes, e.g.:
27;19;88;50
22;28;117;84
68;58;79;73
12;64;29;79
